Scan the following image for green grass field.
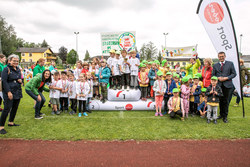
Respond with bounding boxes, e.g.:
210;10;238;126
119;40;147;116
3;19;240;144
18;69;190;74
0;88;249;141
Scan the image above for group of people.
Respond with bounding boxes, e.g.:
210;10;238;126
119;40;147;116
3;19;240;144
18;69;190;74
0;48;248;134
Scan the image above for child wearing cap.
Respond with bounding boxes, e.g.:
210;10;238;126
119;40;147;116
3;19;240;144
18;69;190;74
68;72;77;115
195;73;204;89
181;76;190;118
164;72;177;114
119;49;130;91
168;88;185;121
127;50;140;90
189;76;201;116
198;88;207;117
148;63;158;99
96;59;111;103
107;49;115;89
111;51;121;90
138;64;149;101
49;71;62;115
173;73;181;89
205;76;223;124
153;70;167;116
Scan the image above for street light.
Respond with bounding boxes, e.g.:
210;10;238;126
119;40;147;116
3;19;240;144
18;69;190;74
163;32;169;48
74;32;79;56
239;34;243;54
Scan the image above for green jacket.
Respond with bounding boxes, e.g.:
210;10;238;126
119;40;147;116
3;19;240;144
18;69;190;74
185;59;201;78
0;62;4;76
33;64;45;77
25;73;49;95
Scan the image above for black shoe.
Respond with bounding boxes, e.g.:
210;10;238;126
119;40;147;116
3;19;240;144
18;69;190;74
207;119;210;124
39;112;45;116
8;123;20;127
0;129;7;134
214;120;217;124
86;110;92;113
35;115;43;119
217;115;222;119
48;104;51;108
223;118;228;123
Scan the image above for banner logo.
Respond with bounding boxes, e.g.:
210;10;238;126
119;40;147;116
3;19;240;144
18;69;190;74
125;104;133;111
118;32;136;51
204;2;224;24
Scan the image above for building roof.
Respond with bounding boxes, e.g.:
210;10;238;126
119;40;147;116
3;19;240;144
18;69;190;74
16;47;53;53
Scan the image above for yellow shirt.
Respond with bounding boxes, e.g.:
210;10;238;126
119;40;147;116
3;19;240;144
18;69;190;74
198;81;204;89
207;102;219;106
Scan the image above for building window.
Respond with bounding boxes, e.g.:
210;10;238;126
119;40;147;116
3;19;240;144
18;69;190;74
29;59;32;62
22;59;25;62
29;53;32;57
21;53;25;57
182;62;186;66
44;53;46;57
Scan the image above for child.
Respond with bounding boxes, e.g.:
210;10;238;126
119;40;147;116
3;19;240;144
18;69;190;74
112;50;121;90
195;73;204;89
92;73;99;99
180;76;190;118
153;71;166;116
168;88;185;121
148;63;158;99
68;72;77;115
205;76;223;124
26;70;33;83
189;76;201;116
49;71;62;115
164;72;177;114
243;84;250;97
198;88;207;117
173;73;181;89
119;49;130;91
127;50;140;90
96;59;111;103
86;72;93;113
81;62;89;75
107;49;115;89
59;71;69;113
89;62;99;75
76;73;90;117
74;61;82;81
138;64;149;101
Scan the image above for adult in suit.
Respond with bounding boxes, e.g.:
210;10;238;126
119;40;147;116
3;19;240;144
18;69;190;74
212;52;236;123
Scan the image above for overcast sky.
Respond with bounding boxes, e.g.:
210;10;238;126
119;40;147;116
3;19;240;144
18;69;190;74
0;0;249;60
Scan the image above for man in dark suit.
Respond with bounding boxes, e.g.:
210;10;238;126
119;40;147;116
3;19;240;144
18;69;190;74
212;52;236;123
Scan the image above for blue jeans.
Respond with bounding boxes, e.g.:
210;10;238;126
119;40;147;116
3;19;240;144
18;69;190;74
86;97;91;111
197;101;206;112
25;89;46;117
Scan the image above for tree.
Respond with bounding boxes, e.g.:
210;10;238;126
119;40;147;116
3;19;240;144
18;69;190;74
139;43;146;60
67;49;77;64
84;50;90;61
145;41;157;60
58;46;68;63
157;50;163;63
41;39;49;47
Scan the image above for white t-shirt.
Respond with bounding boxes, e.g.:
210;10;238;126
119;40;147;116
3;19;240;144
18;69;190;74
243;86;250;96
112;58;121;76
49;79;62;99
128;57;140;76
60;79;69;98
107;57;114;68
89;66;99;75
68;80;77;99
119;56;130;74
87;79;93;98
74;68;82;80
76;81;90;101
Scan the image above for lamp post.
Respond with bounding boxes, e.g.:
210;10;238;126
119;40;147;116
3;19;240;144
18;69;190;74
74;32;79;57
239;34;243;55
163;32;169;49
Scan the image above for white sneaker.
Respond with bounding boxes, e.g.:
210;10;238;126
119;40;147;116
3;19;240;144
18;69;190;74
127;86;130;91
122;86;124;91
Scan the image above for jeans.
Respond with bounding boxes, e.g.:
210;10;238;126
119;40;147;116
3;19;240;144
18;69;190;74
25;89;46;117
121;73;130;87
141;87;147;98
70;99;77;112
78;100;86;113
60;97;68;111
86;97;91;111
0;99;20;126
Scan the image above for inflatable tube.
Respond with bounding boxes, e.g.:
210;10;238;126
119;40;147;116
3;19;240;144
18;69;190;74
108;89;141;101
89;99;164;111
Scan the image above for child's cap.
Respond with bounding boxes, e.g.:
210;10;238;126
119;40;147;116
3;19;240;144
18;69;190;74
140;64;146;68
157;70;163;76
187;75;193;80
201;88;207;92
196;73;202;79
193;76;199;79
109;49;116;53
173;88;180;93
173;73;180;78
142;60;147;64
101;59;107;63
148;61;153;65
129;48;136;53
167;64;170;67
211;76;218;80
166;72;172;75
154;60;160;64
115;50;121;55
161;59;167;67
182;76;189;83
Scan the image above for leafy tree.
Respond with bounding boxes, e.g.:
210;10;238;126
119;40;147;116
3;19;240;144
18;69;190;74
84;50;90;61
139;43;146;60
41;39;49;47
145;41;157;60
157;50;163;62
58;46;68;63
67;49;77;64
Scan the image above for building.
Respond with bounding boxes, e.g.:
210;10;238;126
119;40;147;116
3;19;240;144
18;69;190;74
89;55;109;62
165;57;205;67
241;55;250;68
16;47;57;65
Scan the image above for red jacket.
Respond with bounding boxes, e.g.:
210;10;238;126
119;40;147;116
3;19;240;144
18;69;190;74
202;66;213;87
81;68;89;75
